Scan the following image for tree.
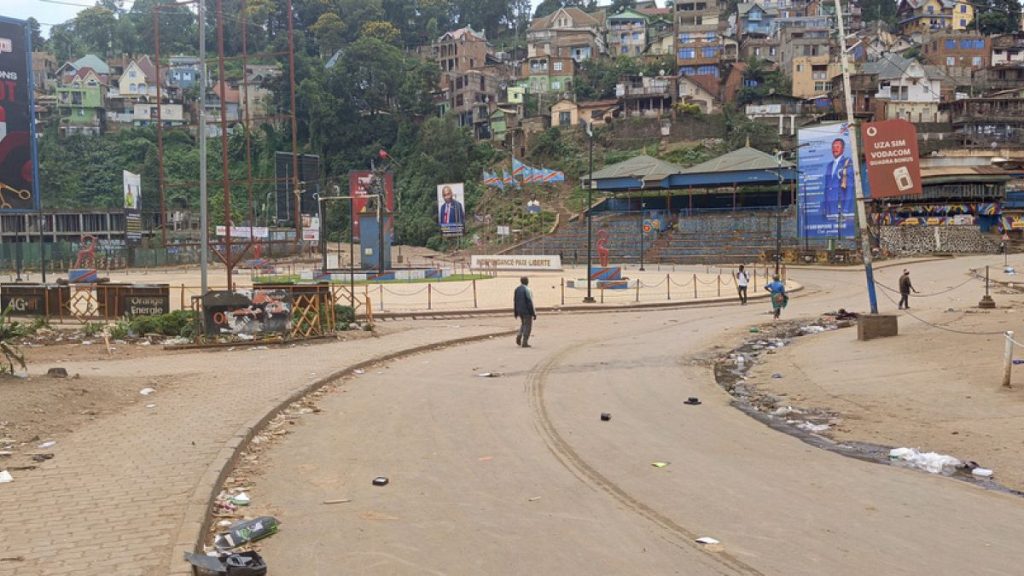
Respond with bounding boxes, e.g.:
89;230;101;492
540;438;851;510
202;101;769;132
310;13;347;56
74;7;118;57
26;18;44;50
610;0;637;13
736;58;791;105
359;20;401;45
858;0;899;26
534;0;598;18
970;0;1022;34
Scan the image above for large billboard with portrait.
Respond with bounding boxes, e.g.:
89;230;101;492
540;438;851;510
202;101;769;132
437;183;465;237
798;123;856;239
0;16;39;213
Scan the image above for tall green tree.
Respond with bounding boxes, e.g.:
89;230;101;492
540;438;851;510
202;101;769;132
970;0;1022;34
73;7;118;57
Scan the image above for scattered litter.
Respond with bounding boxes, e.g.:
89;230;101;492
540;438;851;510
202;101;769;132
528;496;542;502
800;325;827;334
353;369;365;375
0;470;12;483
217;519;233;528
139;388;156;396
889;447;961;475
972;468;994;479
477;372;502;378
651;462;669;468
835;309;859;320
771;373;783;379
695;537;720;545
684;397;702;405
600;412;612;421
185;551;267;575
771;406;799;417
1005;266;1016;275
230;492;251;506
323;498;352;505
251;346;269;351
749;328;760;333
30;454;54;463
146;404;156;409
46;367;68;378
1014;359;1024;365
213;516;279;550
0;451;10;457
372;476;389;486
0;556;25;562
478;456;493;462
796;422;830;433
37;441;56;449
236;333;254;341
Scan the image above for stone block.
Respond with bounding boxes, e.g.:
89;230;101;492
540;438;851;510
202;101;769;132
857;314;899;341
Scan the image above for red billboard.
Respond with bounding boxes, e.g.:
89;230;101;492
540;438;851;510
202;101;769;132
0;16;39;212
860;119;923;199
348;171;394;238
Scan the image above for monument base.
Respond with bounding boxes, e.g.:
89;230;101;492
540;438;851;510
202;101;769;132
857;314;899;341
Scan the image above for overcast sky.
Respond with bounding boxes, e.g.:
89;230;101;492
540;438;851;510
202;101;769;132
6;0;618;37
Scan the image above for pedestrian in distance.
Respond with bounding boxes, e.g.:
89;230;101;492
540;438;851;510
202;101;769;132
898;269;918;310
514;276;537;348
764;274;787;320
736;265;750;305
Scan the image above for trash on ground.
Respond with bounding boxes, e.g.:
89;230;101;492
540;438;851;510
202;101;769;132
213;516;280;550
30;453;54;463
972;467;994;478
796;422;830;433
528;496;542;502
146;404;156;409
749;328;760;333
37;441;56;449
46;368;68;378
139;387;156;396
372;476;389;486
323;498;352;505
771;406;799;417
230;492;251;506
684;397;702;405
0;470;12;483
477;372;502;378
835;309;859;320
600;412;612;421
888;447;961;475
1014;359;1024;365
800;325;827;334
651;462;669;468
771;373;783;379
695;537;720;545
185;551;267;575
353;369;365;375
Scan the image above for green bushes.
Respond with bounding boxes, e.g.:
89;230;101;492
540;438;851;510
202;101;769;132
128;310;198;338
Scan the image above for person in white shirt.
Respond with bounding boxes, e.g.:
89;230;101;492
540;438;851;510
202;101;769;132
736;264;750;305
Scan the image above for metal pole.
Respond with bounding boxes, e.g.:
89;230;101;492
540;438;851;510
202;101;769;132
776;153;783;276
199;0;208;295
349;197;355;309
286;0;302;250
319;197;326;274
39;207;46;283
834;0;878;314
153;7;167;247
639;201;645;271
1004;330;1014;388
584;124;595;303
216;0;233;291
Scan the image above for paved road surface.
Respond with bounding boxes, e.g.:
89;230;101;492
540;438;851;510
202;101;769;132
256;261;1024;575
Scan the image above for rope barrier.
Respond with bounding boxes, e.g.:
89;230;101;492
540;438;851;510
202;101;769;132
381;285;429;296
695;276;718;286
643;278;667;288
875;286;1007;336
430;283;474;297
874;276;975;298
669;276;693;288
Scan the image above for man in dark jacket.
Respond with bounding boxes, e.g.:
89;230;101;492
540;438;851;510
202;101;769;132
514;276;536;347
898;269;918;309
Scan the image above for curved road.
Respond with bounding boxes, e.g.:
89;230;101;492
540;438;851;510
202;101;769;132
254;262;1024;575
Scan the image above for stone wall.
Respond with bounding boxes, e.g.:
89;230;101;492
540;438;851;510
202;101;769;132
879;225;997;255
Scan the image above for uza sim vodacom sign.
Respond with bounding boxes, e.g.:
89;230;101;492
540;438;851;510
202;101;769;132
860;119;923;199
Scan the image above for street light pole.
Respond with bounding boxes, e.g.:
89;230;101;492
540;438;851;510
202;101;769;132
776;152;783;277
584;123;595;303
639;200;645;271
198;0;208;296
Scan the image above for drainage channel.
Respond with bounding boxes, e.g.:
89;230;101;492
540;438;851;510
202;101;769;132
712;318;1024;498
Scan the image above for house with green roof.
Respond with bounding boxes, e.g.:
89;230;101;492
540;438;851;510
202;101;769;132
607;8;649;57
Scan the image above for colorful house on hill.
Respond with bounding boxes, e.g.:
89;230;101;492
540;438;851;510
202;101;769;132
896;0;974;37
56;66;107;136
607;8;650;57
527;7;607;63
737;2;779;38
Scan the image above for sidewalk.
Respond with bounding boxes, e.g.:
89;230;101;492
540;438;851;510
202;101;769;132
0;319;511;576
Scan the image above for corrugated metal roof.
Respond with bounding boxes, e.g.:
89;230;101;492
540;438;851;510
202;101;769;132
680;146;793;174
588;154;685;182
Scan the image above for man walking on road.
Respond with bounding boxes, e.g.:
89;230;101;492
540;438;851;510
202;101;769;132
736;265;750;305
514;276;536;348
898;269;918;310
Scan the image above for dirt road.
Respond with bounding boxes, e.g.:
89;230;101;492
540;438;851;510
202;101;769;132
250;256;1024;575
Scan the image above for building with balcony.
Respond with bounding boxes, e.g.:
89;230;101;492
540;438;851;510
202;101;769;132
777;23;835;98
528;7;607;63
896;0;974;38
616;75;674;117
608;9;650;57
991;33;1024;66
737;2;779;38
56;67;107;136
519;56;575;95
433;27;492;92
675;0;734;79
831;53;951;123
975;64;1024;94
943;89;1024;147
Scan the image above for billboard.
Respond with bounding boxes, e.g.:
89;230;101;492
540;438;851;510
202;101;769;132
0;17;39;213
437;183;465;236
861;119;922;199
798;122;856;239
274;152;320;224
123;170;142;244
348;171;394;239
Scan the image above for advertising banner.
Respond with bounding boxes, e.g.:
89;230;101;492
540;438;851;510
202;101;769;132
123;170;142;244
348;171;394;239
274;152;320;224
215;225;269;238
861;119;922;199
437;183;465;237
0;17;39;213
798;122;857;239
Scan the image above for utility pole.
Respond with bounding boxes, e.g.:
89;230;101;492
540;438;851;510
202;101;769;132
834;0;879;314
198;0;208;295
584;122;595;303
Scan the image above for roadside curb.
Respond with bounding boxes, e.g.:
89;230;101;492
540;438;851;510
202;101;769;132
166;328;516;576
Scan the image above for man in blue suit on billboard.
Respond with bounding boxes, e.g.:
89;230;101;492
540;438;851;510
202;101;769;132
821;138;853;220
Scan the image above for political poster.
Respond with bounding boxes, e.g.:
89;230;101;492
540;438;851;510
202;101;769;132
861;119;922;199
437;183;465;237
798;123;857;239
0;16;39;213
348;170;394;240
